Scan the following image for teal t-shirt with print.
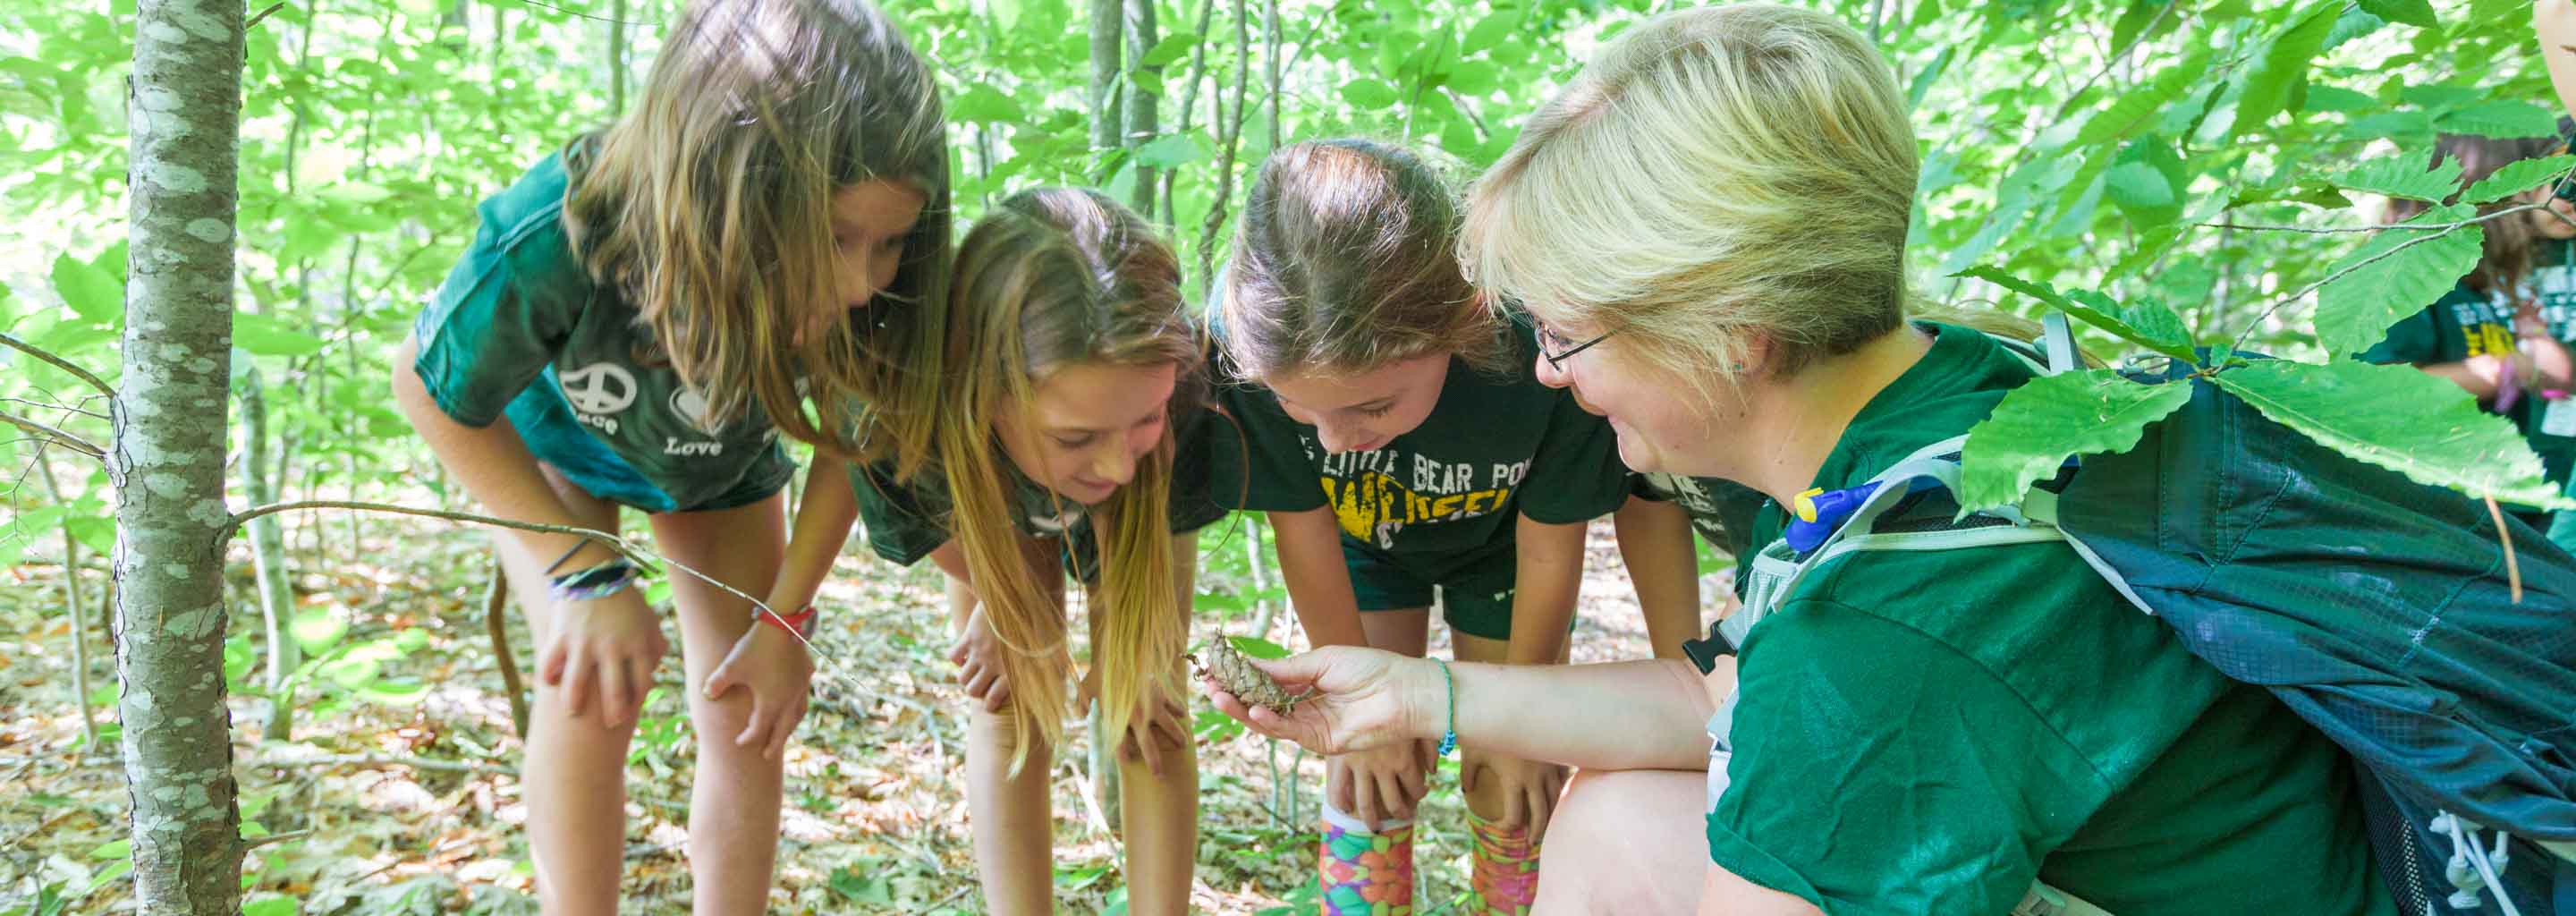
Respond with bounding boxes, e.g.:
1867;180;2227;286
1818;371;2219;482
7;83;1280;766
412;145;794;512
1705;322;2389;915
1206;322;1633;584
852;404;1229;585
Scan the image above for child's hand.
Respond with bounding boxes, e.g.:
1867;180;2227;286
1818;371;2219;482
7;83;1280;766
538;592;667;728
702;622;815;760
1106;683;1191;778
1462;751;1569;837
1330;740;1435;827
949;607;1013;712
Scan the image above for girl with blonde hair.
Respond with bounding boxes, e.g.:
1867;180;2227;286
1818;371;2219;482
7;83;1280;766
1208;138;1698;913
1207;6;2387;913
809;187;1219;914
392;1;948;910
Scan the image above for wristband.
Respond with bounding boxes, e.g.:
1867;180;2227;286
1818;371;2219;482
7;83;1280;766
757;604;818;640
1433;657;1458;757
548;560;640;603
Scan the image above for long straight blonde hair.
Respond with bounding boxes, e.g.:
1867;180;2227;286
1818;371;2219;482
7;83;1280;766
937;188;1202;771
564;0;951;468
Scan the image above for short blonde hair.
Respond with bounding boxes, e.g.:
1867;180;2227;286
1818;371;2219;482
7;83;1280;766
1462;4;1914;392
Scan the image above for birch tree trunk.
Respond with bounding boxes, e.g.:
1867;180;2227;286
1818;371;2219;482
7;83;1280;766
115;1;247;912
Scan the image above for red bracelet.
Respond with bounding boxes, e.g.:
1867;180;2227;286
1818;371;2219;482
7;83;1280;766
757;604;818;639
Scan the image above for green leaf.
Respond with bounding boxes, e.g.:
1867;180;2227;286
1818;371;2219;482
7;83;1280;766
2301;84;2376;113
1340;79;1398;111
87;839;129;861
318;181;394;205
2435;99;2560;139
2103;137;2185;228
1959;370;2193;511
1135;133;1204;168
242;896;299;916
2357;0;2436;27
1954;266;2197;361
1140;32;1199;68
949;84;1024;124
2328;153;2464;202
233;312;326;357
1463;13;1516;54
2465;155;2576;204
48;252;120;323
2213;360;2574;509
358;679;432;706
2314;206;2485;360
290;609;345;656
2074;64;2196;148
2235;0;2340;133
1224;635;1290;659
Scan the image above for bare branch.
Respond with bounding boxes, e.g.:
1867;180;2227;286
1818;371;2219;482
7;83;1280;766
0;395;108;421
2229;217;2487;351
216;499;822;653
0;410;106;460
2201;201;2550;235
1193;0;1253;301
0;332;114;399
245;2;286;30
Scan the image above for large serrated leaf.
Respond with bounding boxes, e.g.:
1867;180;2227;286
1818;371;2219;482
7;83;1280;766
1953;266;2197;360
2435;100;2561;140
2235;0;2341;133
1960;369;2194;511
2328;154;2464;202
2212;360;2573;509
2314;205;2484;360
2465;155;2576;204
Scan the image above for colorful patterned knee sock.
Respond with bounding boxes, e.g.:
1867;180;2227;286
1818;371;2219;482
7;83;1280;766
1319;802;1416;915
1464;808;1540;915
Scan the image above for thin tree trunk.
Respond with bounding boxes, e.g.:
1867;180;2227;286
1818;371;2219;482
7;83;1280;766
1193;0;1253;302
1124;0;1161;217
1160;0;1217;230
1263;0;1281;150
118;0;248;911
36;453;100;752
242;368;300;742
1089;0;1123;165
607;0;628;116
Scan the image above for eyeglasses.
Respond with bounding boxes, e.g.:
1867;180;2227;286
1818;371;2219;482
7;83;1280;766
1536;321;1616;369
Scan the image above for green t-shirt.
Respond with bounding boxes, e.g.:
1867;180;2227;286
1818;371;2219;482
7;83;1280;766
1637;472;1773;562
1207;322;1633;581
2359;282;2517;368
852;404;1229;585
1706;323;2389;915
2521;240;2576;487
412;145;793;511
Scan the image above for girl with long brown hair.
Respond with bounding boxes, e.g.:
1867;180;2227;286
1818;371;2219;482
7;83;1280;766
391;1;948;910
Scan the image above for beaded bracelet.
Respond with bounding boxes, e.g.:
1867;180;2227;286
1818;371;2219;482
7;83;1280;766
1433;657;1458;757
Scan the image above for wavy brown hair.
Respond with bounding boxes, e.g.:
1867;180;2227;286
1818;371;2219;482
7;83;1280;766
937;188;1202;772
1218;140;1504;381
2385;132;2564;302
563;0;951;468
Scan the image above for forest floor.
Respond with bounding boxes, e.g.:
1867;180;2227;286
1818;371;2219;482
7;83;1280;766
0;504;1722;914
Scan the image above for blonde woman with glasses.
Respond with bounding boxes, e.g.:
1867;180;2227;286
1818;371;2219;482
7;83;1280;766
1204;5;2390;913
